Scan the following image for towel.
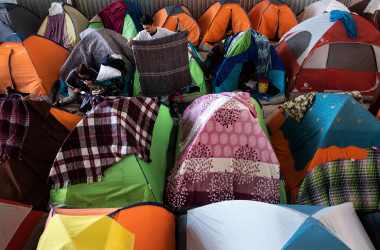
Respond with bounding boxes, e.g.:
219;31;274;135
330;10;357;38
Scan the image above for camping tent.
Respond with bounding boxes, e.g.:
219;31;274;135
349;0;380;29
0;97;72;209
248;0;298;41
177;200;375;250
0;3;40;40
212;29;286;103
88;0;142;40
198;0;251;50
0;199;47;250
153;5;200;45
37;204;175;250
0;35;68;95
277;12;380;97
266;93;380;201
298;0;349;21
38;4;88;49
0;19;20;42
50;105;174;208
166;92;280;212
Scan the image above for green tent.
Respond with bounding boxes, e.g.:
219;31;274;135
88;14;138;40
50;105;174;208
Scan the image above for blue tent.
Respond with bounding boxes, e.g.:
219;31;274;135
283;93;380;171
212;29;286;99
0;20;20;42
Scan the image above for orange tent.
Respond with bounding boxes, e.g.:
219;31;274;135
198;0;251;49
249;0;298;41
44;204;176;250
0;35;68;95
153;5;200;45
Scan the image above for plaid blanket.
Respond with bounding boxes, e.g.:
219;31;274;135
132;32;191;97
0;94;29;162
49;97;160;188
297;148;380;211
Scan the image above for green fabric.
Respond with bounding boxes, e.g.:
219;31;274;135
133;56;208;101
50;105;174;208
280;180;287;204
226;31;251;58
251;98;269;137
88;22;104;30
122;14;138;40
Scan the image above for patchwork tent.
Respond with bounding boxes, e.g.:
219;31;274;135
266;93;380;201
177;200;375;250
212;29;286;102
298;0;349;21
0;97;72;209
88;0;142;40
248;0;298;41
0;199;47;250
0;35;68;95
0;3;41;40
277;13;380;97
198;0;251;50
50;105;174;208
38;204;175;250
38;4;88;49
349;0;380;29
166;92;280;212
153;5;200;45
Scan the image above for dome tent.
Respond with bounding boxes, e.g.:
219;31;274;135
153;4;200;45
0;2;41;40
298;0;350;21
198;0;251;50
38;3;88;49
248;0;298;41
277;12;380;97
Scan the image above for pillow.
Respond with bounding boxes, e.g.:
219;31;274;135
184;201;375;250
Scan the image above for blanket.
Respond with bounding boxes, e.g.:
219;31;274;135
132;32;191;97
49;96;160;188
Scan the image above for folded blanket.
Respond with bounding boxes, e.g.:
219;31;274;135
49;97;160;188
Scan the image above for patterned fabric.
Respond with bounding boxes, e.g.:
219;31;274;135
132;32;191;97
49;97;160;188
297;148;380;211
281;93;316;122
253;31;272;78
0;94;29;162
167;92;280;211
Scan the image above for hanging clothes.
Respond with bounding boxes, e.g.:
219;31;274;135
44;3;66;47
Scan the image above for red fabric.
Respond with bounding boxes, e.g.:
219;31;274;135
315;15;380;49
6;210;45;250
275;41;300;90
98;0;128;33
294;69;378;96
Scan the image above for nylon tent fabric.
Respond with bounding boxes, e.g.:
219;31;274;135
0;199;47;250
266;93;380;201
0;36;68;96
40;204;175;250
298;0;350;21
198;0;251;49
0;99;70;209
38;4;88;49
166;92;280;212
277;13;380;97
249;0;298;41
0;20;20;42
212;29;286;100
153;5;201;45
0;3;41;40
179;200;375;250
50;105;173;208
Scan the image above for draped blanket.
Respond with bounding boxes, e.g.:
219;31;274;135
132;32;191;97
166;92;280;211
49;97;160;188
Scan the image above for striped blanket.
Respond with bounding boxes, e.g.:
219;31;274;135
132;32;191;97
297;148;380;211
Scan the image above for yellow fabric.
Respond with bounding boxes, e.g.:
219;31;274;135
37;215;135;250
